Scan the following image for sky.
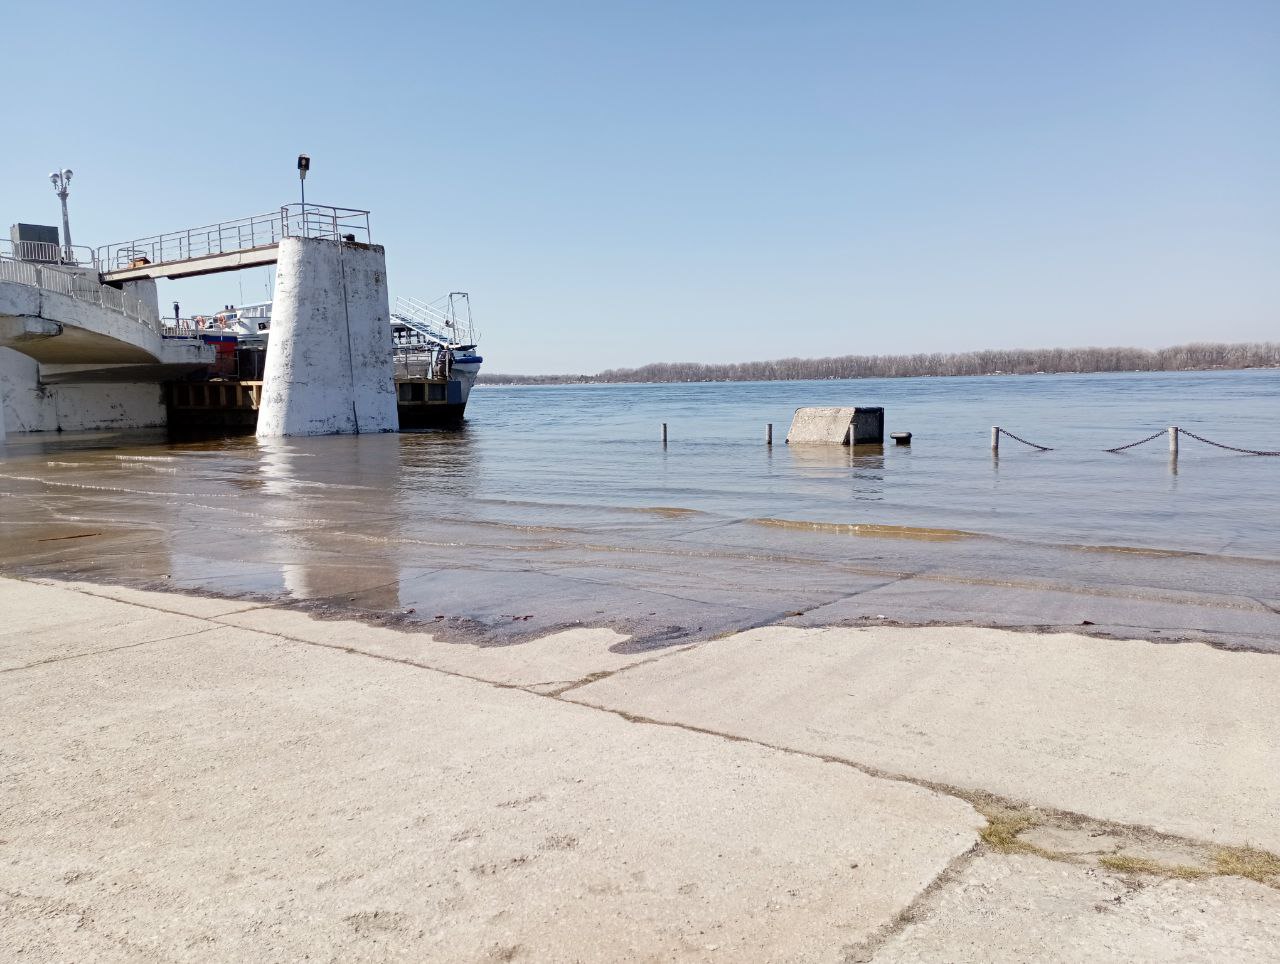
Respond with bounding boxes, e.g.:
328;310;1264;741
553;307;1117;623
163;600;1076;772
2;0;1276;374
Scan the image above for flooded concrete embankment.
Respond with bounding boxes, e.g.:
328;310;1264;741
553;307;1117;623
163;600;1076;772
1;420;1277;654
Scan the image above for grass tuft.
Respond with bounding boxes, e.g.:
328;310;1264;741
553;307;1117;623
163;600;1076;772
1213;846;1280;885
1098;853;1207;880
978;809;1039;852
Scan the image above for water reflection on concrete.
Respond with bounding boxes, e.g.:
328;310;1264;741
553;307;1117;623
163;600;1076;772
257;435;406;609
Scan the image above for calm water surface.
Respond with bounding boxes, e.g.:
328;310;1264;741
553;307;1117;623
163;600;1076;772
1;369;1278;570
463;369;1280;558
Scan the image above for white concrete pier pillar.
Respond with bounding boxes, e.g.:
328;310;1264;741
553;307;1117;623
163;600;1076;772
256;236;398;437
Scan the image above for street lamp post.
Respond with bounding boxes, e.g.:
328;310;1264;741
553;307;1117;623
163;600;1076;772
49;168;74;262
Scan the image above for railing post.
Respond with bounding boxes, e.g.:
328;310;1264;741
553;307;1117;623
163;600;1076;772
991;426;1000;456
1169;426;1179;457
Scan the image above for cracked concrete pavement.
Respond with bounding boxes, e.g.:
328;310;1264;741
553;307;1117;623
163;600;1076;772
2;576;1279;962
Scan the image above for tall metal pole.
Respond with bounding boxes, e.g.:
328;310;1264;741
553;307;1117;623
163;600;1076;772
50;169;74;261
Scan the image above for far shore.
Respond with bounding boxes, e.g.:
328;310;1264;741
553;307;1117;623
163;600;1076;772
476;342;1278;386
479;363;1279;387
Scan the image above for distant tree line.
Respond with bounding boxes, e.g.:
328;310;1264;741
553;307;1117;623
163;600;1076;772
478;341;1280;386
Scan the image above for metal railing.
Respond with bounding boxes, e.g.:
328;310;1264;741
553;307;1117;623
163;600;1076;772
393;292;478;346
0;253;161;332
280;204;372;244
0;239;99;270
97;203;372;271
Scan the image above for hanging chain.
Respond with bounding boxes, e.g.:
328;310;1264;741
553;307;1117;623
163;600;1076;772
998;426;1280;456
1177;429;1280;457
996;428;1053;451
1104;430;1167;453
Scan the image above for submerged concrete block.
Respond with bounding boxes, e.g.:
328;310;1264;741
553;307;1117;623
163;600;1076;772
786;406;884;445
256;237;398;437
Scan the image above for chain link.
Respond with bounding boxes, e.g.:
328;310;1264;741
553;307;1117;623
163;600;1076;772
1105;429;1167;453
1177;429;1280;457
996;428;1053;451
1001;426;1280;456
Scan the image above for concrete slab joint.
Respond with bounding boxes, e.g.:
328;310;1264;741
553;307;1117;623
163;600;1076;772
256;236;398;437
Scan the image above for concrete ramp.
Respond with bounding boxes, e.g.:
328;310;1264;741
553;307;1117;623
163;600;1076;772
786;406;885;445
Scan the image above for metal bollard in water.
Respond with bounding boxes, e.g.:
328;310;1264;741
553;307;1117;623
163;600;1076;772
662;422;668;446
1169;425;1179;457
991;426;1000;456
766;423;773;446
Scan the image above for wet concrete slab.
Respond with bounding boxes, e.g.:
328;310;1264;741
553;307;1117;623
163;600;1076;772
30;578;270;619
867;853;1280;963
216;606;643;690
5;436;1280;655
784;576;1280;652
568;625;1280;851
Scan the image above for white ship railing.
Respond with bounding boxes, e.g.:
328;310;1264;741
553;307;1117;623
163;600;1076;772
394;293;478;346
97;204;372;271
0;254;161;332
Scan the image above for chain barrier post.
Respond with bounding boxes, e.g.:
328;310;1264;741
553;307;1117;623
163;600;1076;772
1169;426;1179;457
991;426;999;456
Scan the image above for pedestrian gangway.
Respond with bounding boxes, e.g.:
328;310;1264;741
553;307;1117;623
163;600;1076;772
97;204;372;283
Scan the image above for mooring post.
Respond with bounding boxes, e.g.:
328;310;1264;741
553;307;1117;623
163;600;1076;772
766;423;773;446
1169;426;1179;457
991;426;1000;456
662;422;668;446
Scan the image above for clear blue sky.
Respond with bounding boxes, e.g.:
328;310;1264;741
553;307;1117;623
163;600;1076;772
3;1;1276;374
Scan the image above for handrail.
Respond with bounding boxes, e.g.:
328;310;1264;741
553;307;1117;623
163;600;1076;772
0;239;99;271
97;203;372;271
0;253;161;332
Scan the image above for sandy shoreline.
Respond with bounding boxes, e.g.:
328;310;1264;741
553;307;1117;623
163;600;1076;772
2;574;1278;961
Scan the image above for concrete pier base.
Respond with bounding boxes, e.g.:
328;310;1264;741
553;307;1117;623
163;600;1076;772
256;236;397;437
786;406;885;444
0;348;167;435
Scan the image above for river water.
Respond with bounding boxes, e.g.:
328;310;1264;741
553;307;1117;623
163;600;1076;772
465;369;1280;558
1;369;1278;645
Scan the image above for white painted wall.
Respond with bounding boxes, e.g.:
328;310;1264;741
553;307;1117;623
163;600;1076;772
257;237;397;437
120;277;159;317
0;347;165;435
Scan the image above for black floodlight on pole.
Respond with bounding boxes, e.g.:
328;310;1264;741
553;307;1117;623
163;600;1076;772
297;154;310;211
